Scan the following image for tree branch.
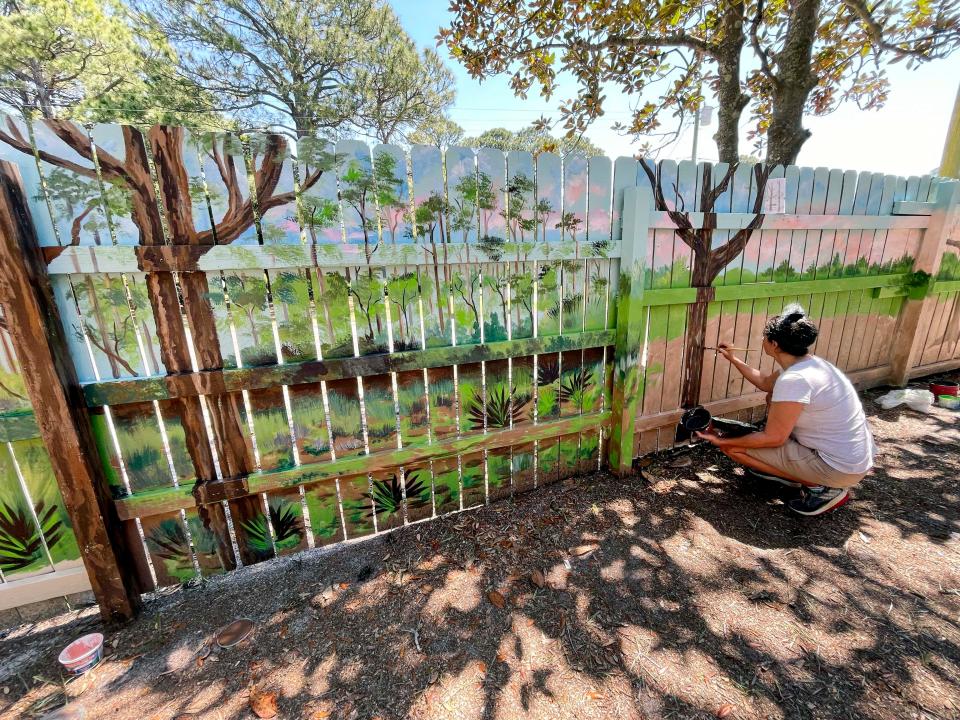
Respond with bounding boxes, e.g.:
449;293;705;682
749;0;778;83
840;0;956;58
0;120;100;180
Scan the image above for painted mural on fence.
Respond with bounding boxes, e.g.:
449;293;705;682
1;116;941;587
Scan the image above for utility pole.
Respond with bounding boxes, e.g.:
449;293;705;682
691;105;700;163
941;82;960;179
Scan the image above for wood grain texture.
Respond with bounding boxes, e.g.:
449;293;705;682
0;161;141;620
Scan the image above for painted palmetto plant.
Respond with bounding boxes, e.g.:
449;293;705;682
546;293;584;321
146;518;194;580
0;500;63;573
241;499;304;559
536;358;561;386
365;472;430;527
468;386;531;429
559;366;593;405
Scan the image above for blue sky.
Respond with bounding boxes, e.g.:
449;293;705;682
392;2;960;177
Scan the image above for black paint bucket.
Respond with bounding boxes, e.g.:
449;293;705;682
675;405;712;442
675;406;759;442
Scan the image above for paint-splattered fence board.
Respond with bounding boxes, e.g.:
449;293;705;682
629;165;943;457
0;115;954;599
0;304;83;590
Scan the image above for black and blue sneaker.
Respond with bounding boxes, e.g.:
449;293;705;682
746;469;802;489
787;486;850;516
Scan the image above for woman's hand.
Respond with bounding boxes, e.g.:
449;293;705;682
715;343;736;363
696;430;728;448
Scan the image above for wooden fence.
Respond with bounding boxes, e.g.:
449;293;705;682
0;115;957;620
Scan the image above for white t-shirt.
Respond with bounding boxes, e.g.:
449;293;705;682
771;355;875;474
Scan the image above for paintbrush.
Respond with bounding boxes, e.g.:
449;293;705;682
704;346;749;352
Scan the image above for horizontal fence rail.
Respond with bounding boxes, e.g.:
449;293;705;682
0;115;957;620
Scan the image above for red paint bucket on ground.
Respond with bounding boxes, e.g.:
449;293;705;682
930;380;959;397
58;633;104;675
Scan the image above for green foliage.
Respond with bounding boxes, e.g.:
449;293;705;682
353;37;455;144
938;251;960;281
441;1;960;163
462;125;605;158
468;385;531;429
0;370;28;412
559;366;592;407
241;498;303;558
408;116;465;148
146;518;194;581
365;472;429;527
141;0;454;138
0;499;62;573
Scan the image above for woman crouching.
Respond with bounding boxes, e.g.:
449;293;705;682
697;305;875;516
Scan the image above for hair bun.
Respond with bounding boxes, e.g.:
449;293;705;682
780;303;806;324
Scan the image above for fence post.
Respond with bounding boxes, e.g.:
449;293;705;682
608;186;651;475
0;161;141;622
889;179;960;385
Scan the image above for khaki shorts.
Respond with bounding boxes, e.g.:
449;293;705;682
745;439;867;488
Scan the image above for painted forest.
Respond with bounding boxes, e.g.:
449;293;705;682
0;110;956;588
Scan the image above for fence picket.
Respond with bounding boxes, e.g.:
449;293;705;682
3;123;960;614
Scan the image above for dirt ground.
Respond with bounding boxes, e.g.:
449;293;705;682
2;379;959;720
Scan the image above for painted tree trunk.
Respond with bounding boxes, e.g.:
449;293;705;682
137;126;261;567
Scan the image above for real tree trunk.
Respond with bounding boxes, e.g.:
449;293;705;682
765;0;820;165
712;1;750;164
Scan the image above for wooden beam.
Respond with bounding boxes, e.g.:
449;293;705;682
84;329;615;407
0;161;141;622
45;240;621;275
114;409;612;521
909;356;960;379
0;409;40;442
932;280;960;295
889;181;960;386
639;274;908;307
0;564;92;612
892;201;935;216
608;186;651;475
648;212;928;231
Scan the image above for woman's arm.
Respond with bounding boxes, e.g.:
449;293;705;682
697;401;804;450
717;344;779;392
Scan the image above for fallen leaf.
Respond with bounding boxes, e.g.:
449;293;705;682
339;582;350;589
488;591;506;609
588;690;603;700
195;657;203;669
530;570;546;588
278;624;289;640
716;703;735;718
668;455;693;469
477;661;487;673
496;651;507;662
571;543;599;557
310;712;331;720
250;687;279;719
